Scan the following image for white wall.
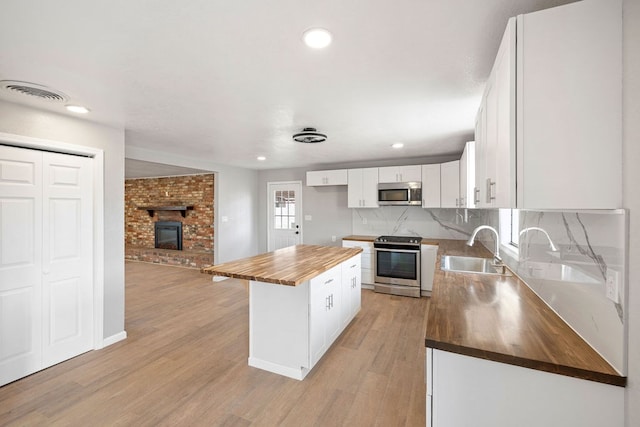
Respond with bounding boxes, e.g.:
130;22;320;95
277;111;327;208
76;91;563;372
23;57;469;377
125;146;259;263
623;0;640;424
257;168;352;252
0;99;125;339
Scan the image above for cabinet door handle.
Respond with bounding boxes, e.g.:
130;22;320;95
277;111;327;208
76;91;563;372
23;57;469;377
486;178;496;203
350;264;357;268
325;278;334;285
326;296;330;310
474;187;480;205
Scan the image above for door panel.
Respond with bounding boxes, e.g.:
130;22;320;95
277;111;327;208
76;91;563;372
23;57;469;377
42;152;93;367
0;146;43;386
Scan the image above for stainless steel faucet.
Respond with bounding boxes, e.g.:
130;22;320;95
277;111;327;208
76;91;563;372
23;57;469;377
467;225;502;266
519;227;559;252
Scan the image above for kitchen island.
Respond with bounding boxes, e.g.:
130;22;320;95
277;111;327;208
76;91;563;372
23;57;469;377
426;240;625;427
202;244;362;380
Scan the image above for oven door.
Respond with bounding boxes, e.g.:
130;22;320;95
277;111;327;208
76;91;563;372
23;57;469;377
374;247;421;287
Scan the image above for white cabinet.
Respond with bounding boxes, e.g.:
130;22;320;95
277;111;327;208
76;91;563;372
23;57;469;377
421;164;441;208
440;160;460;208
475;0;621;209
341;257;362;327
426;348;624;427
306;169;348;186
420;244;438;295
309;266;342;366
347;168;378;208
475;18;516;209
342;239;374;287
378;165;421;183
459;141;475;208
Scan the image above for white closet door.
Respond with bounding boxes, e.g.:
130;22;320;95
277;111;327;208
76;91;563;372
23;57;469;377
0;146;94;386
0;146;43;385
42;152;93;367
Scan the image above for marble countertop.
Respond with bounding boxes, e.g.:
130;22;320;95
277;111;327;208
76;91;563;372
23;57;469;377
426;240;625;386
201;244;362;286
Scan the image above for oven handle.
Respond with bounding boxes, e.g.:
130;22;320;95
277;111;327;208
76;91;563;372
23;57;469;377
374;247;420;254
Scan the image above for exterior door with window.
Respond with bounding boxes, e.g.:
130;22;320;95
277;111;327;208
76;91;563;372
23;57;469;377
268;182;302;251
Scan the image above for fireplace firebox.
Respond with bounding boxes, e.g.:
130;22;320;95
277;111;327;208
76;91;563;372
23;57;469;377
155;221;183;250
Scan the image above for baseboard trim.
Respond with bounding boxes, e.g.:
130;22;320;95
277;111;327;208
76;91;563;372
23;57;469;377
102;331;127;348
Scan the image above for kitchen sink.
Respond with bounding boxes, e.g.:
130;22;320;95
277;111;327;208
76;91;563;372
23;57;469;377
519;261;600;284
440;255;512;276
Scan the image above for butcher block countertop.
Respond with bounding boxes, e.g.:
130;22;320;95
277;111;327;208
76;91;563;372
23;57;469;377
427;240;625;387
201;244;362;286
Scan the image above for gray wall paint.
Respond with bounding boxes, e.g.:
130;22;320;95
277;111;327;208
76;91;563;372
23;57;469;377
257;168;352;253
623;0;639;424
125;146;259;263
0;99;125;339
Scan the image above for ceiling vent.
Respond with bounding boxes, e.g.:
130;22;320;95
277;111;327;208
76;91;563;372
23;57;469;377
0;80;69;103
292;127;327;143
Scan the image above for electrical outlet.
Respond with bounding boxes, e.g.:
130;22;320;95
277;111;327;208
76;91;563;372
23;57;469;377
331;235;336;242
606;268;620;303
304;215;312;221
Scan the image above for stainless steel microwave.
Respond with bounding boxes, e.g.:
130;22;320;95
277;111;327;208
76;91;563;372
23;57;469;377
377;182;422;206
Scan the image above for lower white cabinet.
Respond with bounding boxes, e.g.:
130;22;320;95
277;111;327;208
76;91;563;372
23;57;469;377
341;256;362;327
249;254;361;380
426;348;624;427
342;239;374;287
310;266;342;366
420;244;438;295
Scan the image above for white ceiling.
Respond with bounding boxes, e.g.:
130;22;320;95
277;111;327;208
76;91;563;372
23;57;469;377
0;0;576;172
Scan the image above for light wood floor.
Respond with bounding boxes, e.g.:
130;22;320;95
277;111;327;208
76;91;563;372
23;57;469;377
0;261;430;426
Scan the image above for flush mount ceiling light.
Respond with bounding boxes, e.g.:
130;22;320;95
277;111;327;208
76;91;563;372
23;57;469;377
302;28;332;49
292;127;327;143
391;143;404;149
65;104;90;114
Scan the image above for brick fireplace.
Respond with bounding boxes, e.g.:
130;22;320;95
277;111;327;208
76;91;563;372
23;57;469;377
125;174;214;268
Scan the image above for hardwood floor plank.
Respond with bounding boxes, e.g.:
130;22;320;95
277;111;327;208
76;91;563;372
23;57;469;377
0;262;428;426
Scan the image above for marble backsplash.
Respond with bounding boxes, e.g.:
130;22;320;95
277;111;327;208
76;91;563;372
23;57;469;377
483;209;627;374
351;206;488;238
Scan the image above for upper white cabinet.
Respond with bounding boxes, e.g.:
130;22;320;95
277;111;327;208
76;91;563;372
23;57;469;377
421;164;441;208
347;168;379;208
475;18;516;209
475;0;622;209
440;160;460;208
378;165;421;183
306;169;348;186
459;141;475;208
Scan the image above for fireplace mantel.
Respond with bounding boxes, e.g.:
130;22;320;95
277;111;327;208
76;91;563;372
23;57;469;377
138;204;194;218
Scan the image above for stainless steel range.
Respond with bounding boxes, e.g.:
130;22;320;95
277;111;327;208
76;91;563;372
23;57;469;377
373;235;421;298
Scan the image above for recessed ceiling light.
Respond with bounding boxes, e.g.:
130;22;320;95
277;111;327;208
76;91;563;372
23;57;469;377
303;28;332;49
65;104;90;114
391;143;404;149
257;156;266;161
